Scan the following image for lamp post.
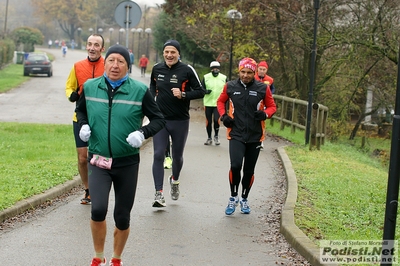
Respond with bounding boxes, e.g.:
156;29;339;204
98;28;103;35
3;0;9;36
226;9;242;81
381;44;400;265
89;27;93;35
305;0;320;145
109;28;114;47
77;27;82;50
145;28;152;58
118;28;125;45
131;28;136;61
136;28;143;58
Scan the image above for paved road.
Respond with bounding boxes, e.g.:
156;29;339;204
0;48;304;265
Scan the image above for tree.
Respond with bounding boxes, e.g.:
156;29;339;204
31;0;96;41
158;0;400;139
11;27;43;52
152;11;215;66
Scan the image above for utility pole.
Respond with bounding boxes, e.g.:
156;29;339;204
3;0;9;37
381;45;400;266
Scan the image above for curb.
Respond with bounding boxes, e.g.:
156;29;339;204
277;146;337;266
0;120;152;225
0;175;82;224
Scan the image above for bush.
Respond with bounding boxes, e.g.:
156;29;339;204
0;38;16;69
10;26;44;52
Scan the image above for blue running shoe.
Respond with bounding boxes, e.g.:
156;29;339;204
240;198;251;214
225;196;238;215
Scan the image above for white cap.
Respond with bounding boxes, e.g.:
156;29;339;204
210;61;220;68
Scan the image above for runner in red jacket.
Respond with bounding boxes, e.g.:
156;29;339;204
139;54;149;77
217;57;276;215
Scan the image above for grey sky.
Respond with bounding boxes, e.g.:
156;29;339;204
135;0;165;7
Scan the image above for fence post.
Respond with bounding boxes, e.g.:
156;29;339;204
280;97;287;131
309;103;318;150
291;99;298;134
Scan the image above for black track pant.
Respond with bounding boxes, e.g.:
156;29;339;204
204;106;220;138
228;139;261;199
152;119;189;191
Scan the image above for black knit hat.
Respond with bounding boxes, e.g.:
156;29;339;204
163;39;181;54
105;44;130;65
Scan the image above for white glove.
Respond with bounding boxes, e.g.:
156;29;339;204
79;124;91;142
126;130;145;148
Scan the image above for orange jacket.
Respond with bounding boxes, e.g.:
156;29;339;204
65;56;105;121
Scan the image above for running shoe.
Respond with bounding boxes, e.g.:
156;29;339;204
81;189;91;205
169;175;180;200
109;258;123;266
240;198;251;214
90;257;106;266
214;136;220;145
204;138;212;145
225;196;239;215
152;191;166;207
164;156;172;169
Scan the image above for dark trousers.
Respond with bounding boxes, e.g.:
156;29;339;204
228;139;261;199
89;162;139;230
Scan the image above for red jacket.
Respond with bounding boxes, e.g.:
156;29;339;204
217;79;276;142
139;57;149;67
255;73;273;85
255;73;275;94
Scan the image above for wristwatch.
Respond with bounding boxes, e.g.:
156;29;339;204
181;92;186;99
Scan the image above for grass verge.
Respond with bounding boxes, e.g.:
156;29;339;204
0;122;77;211
267;120;398;266
0;50;55;94
0;64;30;93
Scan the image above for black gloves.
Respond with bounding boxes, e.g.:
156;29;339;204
221;114;234;128
69;91;80;102
254;110;267;121
205;90;212;94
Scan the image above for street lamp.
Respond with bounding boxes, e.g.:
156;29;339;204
145;28;152;58
77;27;82;50
226;9;242;81
109;28;114;47
89;28;93;35
136;28;143;58
131;28;136;60
118;28;125;45
98;28;103;35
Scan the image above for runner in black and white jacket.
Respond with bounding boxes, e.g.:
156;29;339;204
149;39;205;208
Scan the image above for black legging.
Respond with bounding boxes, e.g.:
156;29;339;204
228;139;261;199
141;67;147;76
89;162;139;230
152;119;189;191
165;137;171;158
204;106;220;138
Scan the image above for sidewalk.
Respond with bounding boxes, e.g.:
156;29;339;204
0;48;327;265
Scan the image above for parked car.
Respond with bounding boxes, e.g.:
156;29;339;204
23;53;53;77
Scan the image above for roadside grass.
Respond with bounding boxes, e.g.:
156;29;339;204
0;122;77;211
0;50;54;94
0;64;30;93
267;121;398;265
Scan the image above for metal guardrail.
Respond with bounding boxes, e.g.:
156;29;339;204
271;95;328;150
